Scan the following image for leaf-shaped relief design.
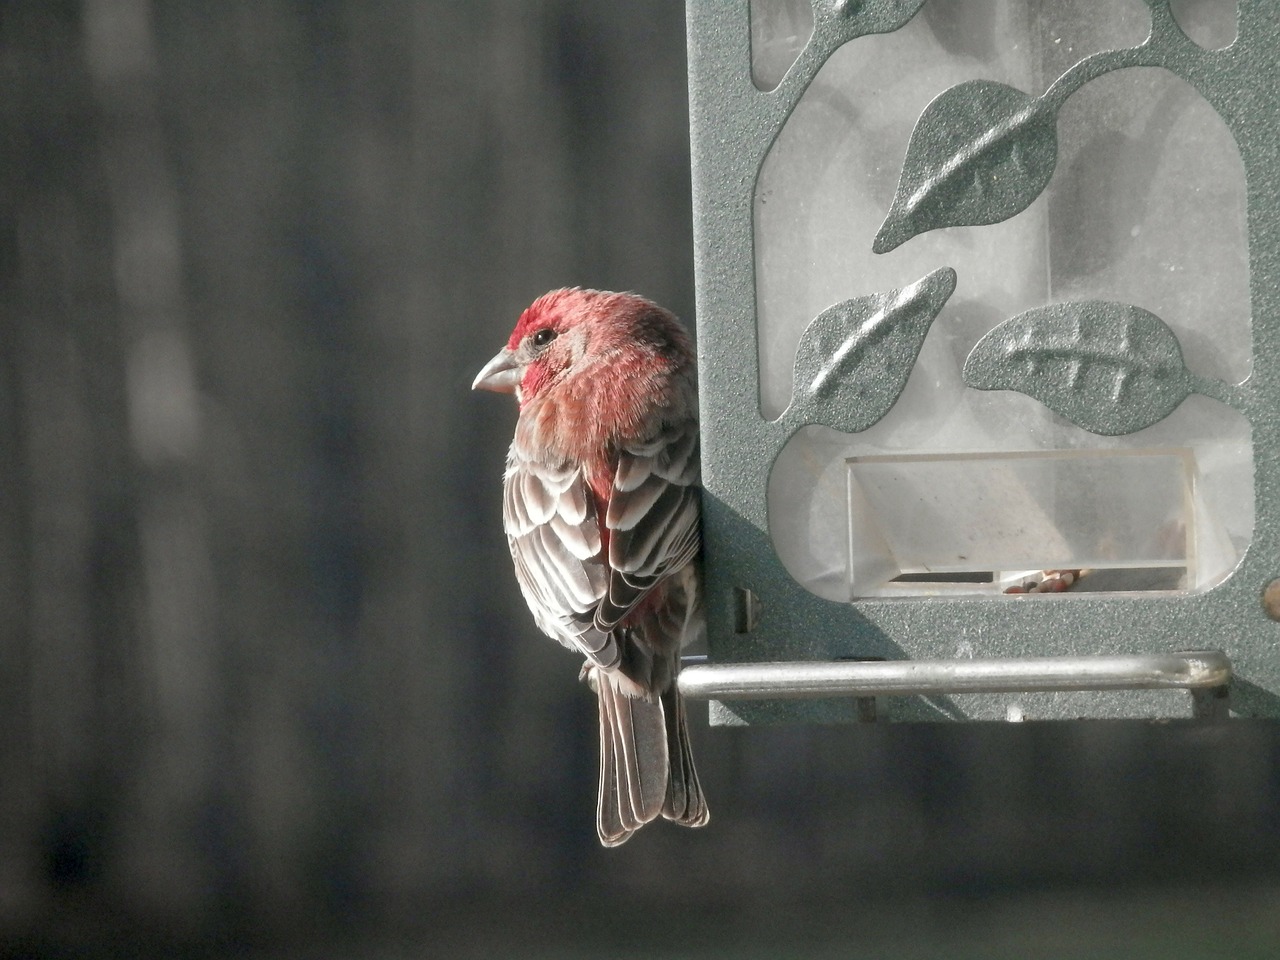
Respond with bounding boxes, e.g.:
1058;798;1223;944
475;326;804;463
873;80;1057;254
786;267;956;433
963;301;1197;436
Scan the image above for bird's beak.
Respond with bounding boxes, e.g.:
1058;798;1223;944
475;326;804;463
472;347;522;393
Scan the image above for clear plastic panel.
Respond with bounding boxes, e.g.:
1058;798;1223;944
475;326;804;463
847;449;1196;597
758;0;1252;600
749;0;814;91
1169;0;1238;51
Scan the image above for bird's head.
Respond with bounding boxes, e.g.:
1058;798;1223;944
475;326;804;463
472;288;689;409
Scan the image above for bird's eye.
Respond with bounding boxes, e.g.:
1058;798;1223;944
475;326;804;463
531;328;557;348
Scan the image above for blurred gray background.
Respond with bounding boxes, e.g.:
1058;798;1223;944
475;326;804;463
3;1;1280;957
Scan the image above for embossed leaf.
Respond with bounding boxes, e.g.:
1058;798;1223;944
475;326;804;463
963;301;1196;436
873;80;1057;254
788;267;956;433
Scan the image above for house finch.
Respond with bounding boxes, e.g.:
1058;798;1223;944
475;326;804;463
472;288;709;846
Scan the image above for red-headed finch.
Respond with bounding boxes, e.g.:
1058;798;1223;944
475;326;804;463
473;288;709;846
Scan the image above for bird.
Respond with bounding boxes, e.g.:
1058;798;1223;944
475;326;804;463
472;287;709;846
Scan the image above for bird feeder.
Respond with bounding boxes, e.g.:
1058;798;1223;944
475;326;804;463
680;0;1279;723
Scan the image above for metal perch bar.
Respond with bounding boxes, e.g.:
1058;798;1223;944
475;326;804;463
678;651;1231;700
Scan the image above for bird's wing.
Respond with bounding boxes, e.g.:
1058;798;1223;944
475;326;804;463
595;416;701;634
503;449;617;667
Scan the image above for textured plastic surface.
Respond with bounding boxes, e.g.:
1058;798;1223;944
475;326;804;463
686;0;1280;722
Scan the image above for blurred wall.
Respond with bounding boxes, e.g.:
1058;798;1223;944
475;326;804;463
2;0;1280;951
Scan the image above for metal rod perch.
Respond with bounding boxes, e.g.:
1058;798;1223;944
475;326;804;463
679;651;1231;701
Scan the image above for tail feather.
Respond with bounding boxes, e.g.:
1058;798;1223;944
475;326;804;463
596;677;666;846
595;682;629;845
592;667;709;846
661;686;709;827
618;687;669;824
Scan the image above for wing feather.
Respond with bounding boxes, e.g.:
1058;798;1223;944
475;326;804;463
595;419;701;633
505;414;699;665
505;445;616;667
613;454;652;493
